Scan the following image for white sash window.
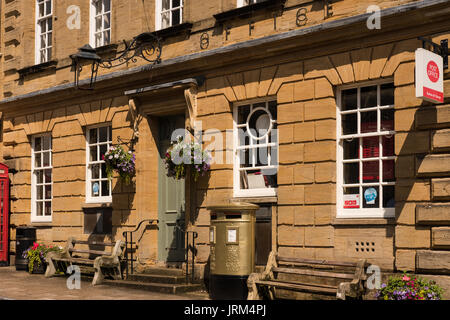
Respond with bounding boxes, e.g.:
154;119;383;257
86;125;112;203
156;0;183;31
337;81;396;218
90;0;111;48
35;0;53;64
31;135;52;222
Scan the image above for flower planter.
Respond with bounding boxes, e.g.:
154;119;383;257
31;261;46;274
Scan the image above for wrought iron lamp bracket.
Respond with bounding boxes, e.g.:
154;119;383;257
418;36;449;70
70;33;162;89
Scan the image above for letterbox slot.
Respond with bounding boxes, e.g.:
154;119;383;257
225;214;242;219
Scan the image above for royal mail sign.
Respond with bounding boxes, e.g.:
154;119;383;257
415;48;444;103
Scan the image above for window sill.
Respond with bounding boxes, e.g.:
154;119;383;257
231;196;277;203
17;60;58;78
332;218;396;226
214;0;286;23
153;22;194;40
30;222;53;227
82;202;113;209
94;43;118;56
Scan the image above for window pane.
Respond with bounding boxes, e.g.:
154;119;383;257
37;170;44;184
238;105;250;125
101;163;107;179
342;113;357;135
45;185;52;200
172;9;180;26
91;164;100;179
39;3;45;17
41;35;47;49
344;163;359;184
341;88;357;111
173;0;181;7
37;185;43;200
43;152;50;167
45;201;52;216
92;181;100;197
382;160;395;182
362;136;379;158
380;83;395;106
268;101;277;121
360;86;377;109
48;18;52;31
382;136;394;157
383;186;395;208
100;144;108;162
45;0;51;15
99;126;108;142
35;153;42;168
45;169;52;183
89;128;98;144
35;137;42;151
381;109;394;131
343;139;359;160
162;0;170;10
161;12;170;28
36;202;43;216
343;187;360;209
101;180;110;197
103;30;110;45
363;161;379;183
96;16;102;32
361;111;377;133
363;186;379;208
95;0;102;13
90;146;98;162
104;0;111;12
104;13;110;29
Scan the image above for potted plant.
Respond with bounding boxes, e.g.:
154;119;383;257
103;145;136;185
376;272;444;300
164;136;211;182
22;242;62;274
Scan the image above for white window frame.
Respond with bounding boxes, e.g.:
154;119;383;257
233;98;278;198
31;134;53;223
35;0;53;64
90;0;112;48
86;124;112;203
155;0;183;31
336;79;396;219
237;0;265;7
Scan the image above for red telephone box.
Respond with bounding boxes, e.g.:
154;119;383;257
0;164;9;266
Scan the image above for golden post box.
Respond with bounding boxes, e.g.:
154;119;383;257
207;202;259;300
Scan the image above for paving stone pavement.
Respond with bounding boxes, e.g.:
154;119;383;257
0;266;210;300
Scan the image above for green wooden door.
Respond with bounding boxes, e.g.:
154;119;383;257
158;116;186;262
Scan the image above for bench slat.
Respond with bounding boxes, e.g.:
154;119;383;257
71;240;116;247
255;280;337;294
272;267;355;280
53;257;95;265
69;248;110;256
276;255;358;268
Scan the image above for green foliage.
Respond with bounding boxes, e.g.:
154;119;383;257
22;242;63;273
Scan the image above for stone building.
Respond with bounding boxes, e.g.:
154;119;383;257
0;0;449;291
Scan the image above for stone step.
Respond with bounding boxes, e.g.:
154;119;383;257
126;273;186;284
139;267;184;276
103;278;204;295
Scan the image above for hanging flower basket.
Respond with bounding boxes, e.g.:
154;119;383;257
103;145;136;185
164;136;211;182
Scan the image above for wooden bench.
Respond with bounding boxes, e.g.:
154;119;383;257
45;237;125;286
247;251;367;300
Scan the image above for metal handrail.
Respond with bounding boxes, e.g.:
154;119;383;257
175;223;198;284
122;219;158;279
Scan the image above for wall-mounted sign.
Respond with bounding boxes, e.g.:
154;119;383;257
344;194;360;209
416;48;444;103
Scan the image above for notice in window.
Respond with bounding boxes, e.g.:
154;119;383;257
344;194;360;209
227;228;237;243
